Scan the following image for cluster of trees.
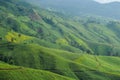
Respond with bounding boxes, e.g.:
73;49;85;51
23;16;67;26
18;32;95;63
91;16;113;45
0;54;14;64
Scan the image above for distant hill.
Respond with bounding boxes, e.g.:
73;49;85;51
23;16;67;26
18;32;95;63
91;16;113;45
26;0;120;19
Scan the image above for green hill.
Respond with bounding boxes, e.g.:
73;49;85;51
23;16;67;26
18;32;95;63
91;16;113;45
0;61;75;80
0;42;120;80
0;0;120;80
1;0;120;55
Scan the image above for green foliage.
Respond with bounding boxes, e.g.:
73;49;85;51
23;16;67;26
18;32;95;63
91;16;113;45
0;0;120;80
1;0;120;55
0;62;75;80
0;42;120;80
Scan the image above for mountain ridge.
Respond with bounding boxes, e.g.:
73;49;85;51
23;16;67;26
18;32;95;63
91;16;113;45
26;0;120;20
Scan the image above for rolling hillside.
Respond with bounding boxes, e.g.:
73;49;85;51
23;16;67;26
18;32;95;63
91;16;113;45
0;42;120;80
0;61;75;80
1;0;120;55
0;0;120;80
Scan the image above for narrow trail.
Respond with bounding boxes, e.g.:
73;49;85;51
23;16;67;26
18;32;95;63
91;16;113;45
0;67;23;71
94;57;102;69
44;69;98;73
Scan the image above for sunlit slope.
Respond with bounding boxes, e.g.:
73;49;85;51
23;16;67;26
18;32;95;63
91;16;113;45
0;42;120;80
0;61;75;80
0;0;120;80
0;0;120;55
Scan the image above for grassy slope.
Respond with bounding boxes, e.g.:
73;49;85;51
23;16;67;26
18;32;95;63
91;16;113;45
0;41;120;80
0;61;75;80
1;0;120;55
0;0;120;80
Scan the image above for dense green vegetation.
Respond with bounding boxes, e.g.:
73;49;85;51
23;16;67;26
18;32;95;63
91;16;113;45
0;42;120;80
1;0;120;55
0;0;120;80
0;61;75;80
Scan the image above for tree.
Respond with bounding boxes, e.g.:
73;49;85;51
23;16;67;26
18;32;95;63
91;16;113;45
0;37;2;40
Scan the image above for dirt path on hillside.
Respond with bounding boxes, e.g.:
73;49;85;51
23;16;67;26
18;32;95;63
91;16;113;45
0;67;23;70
